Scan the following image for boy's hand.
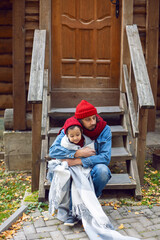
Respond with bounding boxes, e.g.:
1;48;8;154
74;147;96;158
62;158;82;166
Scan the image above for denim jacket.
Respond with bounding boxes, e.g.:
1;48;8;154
49;125;112;168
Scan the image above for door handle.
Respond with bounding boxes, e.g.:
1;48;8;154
110;0;119;18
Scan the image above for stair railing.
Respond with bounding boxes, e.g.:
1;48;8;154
28;29;49;193
122;24;155;184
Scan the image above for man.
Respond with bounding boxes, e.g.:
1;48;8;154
49;100;112;225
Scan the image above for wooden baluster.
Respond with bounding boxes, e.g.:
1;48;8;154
136;108;148;184
32;104;42;192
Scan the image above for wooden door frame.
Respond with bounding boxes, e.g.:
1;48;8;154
120;0;133;93
39;0;52;92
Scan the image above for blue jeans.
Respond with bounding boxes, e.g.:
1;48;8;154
91;164;111;197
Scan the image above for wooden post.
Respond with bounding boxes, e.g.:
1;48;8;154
120;0;133;93
27;30;46;192
40;0;51;91
32;104;42;192
137;108;148;184
12;0;26;130
146;0;159;131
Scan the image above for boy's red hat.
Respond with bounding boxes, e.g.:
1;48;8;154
63;117;82;134
75;100;97;119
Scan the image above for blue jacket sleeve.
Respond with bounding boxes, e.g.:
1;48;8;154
49;130;76;159
81;125;112;168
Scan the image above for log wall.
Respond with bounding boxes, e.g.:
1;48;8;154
0;0;13;115
0;0;39;115
158;4;160;110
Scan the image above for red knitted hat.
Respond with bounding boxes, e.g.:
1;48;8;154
75;100;97;119
63;117;82;134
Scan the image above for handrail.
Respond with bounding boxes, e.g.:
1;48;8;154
126;25;155;109
41;69;48;139
28;30;46;104
123;64;139;137
27;29;47;192
122;24;155;184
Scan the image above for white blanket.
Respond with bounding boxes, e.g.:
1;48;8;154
48;135;140;240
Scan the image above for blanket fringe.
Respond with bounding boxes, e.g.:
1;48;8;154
72;203;114;230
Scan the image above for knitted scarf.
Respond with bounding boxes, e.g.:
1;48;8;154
82;114;107;140
75;136;84;148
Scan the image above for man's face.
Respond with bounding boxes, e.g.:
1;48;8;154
81;115;96;130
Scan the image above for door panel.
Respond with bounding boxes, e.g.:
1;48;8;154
51;0;121;107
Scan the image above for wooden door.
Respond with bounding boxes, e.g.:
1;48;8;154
51;0;121;107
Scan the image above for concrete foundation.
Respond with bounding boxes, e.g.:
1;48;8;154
3;131;32;171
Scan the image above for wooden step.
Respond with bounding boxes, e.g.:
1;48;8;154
48;125;128;137
48;106;124;118
111;147;132;161
44;173;136;190
111;125;128;136
105;173;136;189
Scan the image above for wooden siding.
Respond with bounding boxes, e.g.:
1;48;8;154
0;0;13;115
133;0;146;54
134;0;160;112
0;0;39;115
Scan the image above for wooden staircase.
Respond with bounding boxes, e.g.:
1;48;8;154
28;25;155;203
41;105;141;200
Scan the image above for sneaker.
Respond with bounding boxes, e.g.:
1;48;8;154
64;215;79;226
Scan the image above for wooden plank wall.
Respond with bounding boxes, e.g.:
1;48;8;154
134;0;160;113
133;0;146;56
0;0;13;115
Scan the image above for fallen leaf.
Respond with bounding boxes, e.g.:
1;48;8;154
118;224;124;229
135;212;139;215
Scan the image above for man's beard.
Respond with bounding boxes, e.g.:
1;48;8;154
88;125;96;130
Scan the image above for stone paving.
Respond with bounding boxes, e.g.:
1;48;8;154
10;204;160;240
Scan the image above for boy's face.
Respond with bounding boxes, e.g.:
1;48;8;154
81;115;96;130
67;126;82;144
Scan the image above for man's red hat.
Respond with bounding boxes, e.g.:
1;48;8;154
75;100;97;119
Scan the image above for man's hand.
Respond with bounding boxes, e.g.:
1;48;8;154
74;147;96;158
62;158;82;166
